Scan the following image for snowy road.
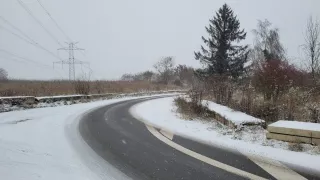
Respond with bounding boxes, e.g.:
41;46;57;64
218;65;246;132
1;95;319;180
0;95;172;180
79;97;320;180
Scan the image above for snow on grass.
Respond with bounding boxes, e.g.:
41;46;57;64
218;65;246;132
269;120;320;132
131;97;320;172
203;100;265;126
0;94;175;180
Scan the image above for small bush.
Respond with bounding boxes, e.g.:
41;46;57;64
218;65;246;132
251;101;279;123
74;80;90;95
174;97;215;119
0;89;16;96
288;143;303;152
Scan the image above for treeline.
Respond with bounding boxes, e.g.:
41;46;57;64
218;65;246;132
121;57;195;87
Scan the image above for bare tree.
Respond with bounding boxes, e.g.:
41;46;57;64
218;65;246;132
154;57;175;84
174;64;195;86
252;19;285;61
0;68;8;81
121;73;135;81
302;16;320;81
141;71;154;82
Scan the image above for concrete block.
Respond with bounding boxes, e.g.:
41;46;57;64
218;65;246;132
267;126;312;138
266;132;312;144
312;138;320;145
312;131;320;139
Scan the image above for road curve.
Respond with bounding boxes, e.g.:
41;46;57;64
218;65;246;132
79;97;319;180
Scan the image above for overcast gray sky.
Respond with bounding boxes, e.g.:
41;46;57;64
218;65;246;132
0;0;319;80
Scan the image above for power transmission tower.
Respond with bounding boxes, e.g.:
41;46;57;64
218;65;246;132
55;42;87;80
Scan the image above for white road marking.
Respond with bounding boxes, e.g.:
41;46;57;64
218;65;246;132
146;125;268;180
245;154;307;180
160;129;173;140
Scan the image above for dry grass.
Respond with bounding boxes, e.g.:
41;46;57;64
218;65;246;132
0;79;179;96
174;96;216;120
224;86;320;124
288;143;304;152
200;79;320;124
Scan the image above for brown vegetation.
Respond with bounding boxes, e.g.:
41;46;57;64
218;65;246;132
0;79;179;97
174;96;215;120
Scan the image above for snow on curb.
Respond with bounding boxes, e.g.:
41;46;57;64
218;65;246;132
204;100;265;127
130;97;320;174
269;120;320;132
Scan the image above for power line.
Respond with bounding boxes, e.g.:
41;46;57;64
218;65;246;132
0;16;37;44
0;24;33;44
0;54;27;64
0;55;64;79
0;21;63;61
0;48;65;78
0;48;51;68
16;0;63;47
36;0;72;42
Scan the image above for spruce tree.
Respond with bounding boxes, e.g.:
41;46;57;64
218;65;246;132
195;4;249;78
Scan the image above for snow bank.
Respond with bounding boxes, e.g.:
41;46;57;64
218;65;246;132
131;97;320;173
0;94;174;180
204;100;265;126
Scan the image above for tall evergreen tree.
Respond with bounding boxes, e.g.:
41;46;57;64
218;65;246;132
195;4;249;78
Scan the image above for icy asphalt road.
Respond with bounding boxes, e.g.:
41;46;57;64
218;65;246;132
79;97;320;180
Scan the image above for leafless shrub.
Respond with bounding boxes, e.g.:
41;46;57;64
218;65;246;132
306;100;320;123
229;83;256;115
288;143;303;152
174;96;215;119
189;89;203;106
73;75;90;95
203;75;233;105
94;80;104;94
0;89;16;96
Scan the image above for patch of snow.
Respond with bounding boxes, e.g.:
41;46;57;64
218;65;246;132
244;60;253;68
0;94;174;180
0;96;34;99
36;95;85;100
204;100;265;126
269;120;320;132
131;97;320;173
0;104;25;112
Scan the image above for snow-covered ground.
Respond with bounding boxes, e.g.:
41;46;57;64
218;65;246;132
0;95;173;180
131;97;320;172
